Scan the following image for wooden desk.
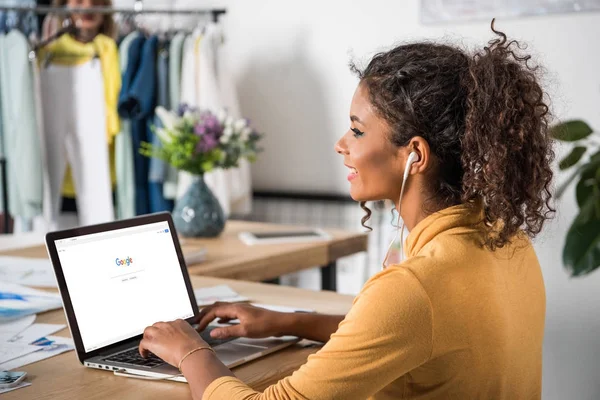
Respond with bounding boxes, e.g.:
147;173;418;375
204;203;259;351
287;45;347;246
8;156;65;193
3;277;354;400
2;220;368;291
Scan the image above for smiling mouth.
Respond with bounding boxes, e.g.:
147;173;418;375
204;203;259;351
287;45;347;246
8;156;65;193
346;166;358;181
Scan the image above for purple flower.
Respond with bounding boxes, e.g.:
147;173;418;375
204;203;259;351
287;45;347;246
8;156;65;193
196;134;219;153
205;116;218;129
194;124;206;136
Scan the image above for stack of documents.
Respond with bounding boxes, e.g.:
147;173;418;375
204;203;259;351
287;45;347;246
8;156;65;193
0;314;73;370
0;282;62;322
0;279;73;372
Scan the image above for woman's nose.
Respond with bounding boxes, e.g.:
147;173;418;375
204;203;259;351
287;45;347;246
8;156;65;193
335;137;348;155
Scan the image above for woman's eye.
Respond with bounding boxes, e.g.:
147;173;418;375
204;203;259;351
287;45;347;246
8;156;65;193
351;127;365;137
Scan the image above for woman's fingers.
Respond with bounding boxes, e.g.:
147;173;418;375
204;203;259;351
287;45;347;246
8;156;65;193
210;324;246;339
143;325;159;340
196;304;241;332
139;337;152;358
196;302;229;321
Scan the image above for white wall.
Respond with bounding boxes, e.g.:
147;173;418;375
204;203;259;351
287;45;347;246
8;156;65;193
118;1;600;398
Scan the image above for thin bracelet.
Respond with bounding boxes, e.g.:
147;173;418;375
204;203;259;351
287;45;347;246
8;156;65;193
178;346;216;372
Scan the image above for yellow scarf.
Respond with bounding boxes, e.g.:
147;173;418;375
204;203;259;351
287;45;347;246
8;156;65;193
39;33;120;196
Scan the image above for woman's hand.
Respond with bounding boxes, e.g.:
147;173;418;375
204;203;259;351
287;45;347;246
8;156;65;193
196;302;286;339
138;319;208;367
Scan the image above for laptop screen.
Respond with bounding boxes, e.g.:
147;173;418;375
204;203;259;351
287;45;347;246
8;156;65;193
55;221;195;352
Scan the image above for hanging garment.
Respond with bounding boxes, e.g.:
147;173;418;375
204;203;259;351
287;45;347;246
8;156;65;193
163;31;186;201
114;30;139;220
0;31;43;222
148;39;174;213
118;35;158;216
40;59;114;229
0;37;3;163
203;23;252;216
38;33;121;197
0;0;38;37
180;33;197;106
31;45;49;233
177;24;252;217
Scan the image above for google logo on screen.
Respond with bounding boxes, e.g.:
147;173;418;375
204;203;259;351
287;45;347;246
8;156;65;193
115;257;133;266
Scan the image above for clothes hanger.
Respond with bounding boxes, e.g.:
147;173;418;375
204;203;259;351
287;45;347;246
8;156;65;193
32;17;100;68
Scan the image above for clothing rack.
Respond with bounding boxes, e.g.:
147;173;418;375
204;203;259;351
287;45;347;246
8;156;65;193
0;5;227;233
0;6;227;23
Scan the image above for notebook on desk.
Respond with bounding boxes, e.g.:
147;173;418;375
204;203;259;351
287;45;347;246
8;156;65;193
45;212;299;381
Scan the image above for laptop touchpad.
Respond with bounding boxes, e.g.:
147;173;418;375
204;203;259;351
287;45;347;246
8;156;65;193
215;342;267;363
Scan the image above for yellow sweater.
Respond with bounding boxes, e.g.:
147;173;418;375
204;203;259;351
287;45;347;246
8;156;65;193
203;203;546;400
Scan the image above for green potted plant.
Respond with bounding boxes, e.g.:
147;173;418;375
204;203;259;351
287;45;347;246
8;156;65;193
550;120;600;276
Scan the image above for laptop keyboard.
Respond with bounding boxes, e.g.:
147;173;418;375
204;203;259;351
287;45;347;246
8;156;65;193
104;327;235;368
104;348;164;368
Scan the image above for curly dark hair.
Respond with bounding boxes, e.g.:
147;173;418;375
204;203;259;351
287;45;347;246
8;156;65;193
352;20;555;250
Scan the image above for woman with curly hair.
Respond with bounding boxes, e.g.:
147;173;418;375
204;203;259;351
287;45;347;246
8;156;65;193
137;21;554;400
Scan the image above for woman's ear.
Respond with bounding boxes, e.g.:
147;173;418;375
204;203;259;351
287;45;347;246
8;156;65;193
407;136;431;175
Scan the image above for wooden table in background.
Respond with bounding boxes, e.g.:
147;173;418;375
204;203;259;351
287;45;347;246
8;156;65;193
3;220;368;291
2;276;354;400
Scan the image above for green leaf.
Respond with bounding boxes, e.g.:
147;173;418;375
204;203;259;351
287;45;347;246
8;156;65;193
201;161;214;172
563;196;600;276
559;146;587;170
576;176;595;209
557;156;600;199
575;159;600;206
550;120;594;142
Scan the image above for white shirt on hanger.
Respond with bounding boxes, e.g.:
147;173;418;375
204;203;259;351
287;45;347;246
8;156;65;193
177;23;252;217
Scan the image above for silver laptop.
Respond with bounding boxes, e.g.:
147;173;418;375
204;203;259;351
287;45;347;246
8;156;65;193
45;212;299;381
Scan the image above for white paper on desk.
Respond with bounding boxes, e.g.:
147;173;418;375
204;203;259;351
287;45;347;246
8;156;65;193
195;285;249;306
0;315;36;342
0;335;74;370
0;381;31;394
9;323;66;344
0;342;40;364
0;256;57;288
0;282;62;322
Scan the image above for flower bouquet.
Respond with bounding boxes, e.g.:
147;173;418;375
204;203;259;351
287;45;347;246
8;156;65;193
143;104;262;175
141;104;263;237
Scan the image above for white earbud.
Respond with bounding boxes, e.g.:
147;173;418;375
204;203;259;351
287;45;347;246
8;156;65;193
383;151;419;269
404;152;419;182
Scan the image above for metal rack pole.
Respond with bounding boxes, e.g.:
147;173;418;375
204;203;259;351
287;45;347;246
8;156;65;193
0;6;226;19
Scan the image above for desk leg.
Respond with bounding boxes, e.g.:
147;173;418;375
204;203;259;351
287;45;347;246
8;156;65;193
321;262;337;292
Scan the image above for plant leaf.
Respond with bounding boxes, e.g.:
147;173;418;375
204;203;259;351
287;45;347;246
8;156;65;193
557;157;600;199
550;120;594;142
575;159;600;208
575;176;596;209
563;196;600;277
559;146;587;170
